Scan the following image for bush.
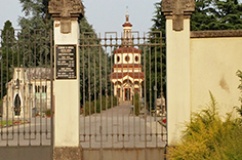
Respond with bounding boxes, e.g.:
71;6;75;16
0;99;2;117
168;92;242;160
83;96;118;116
45;109;52;117
83;101;94;116
236;70;242;118
133;93;140;116
107;96;118;109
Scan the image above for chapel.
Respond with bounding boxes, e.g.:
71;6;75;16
2;67;51;119
110;13;144;102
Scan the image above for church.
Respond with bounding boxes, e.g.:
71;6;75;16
2;67;51;119
110;13;144;102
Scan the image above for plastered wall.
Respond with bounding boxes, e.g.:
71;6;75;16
190;34;242;117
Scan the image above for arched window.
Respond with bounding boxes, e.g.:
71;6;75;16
125;55;130;62
135;56;139;62
14;94;21;116
117;56;120;63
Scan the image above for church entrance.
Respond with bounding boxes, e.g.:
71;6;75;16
125;88;131;101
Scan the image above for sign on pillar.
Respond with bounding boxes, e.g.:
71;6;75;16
56;45;77;79
49;0;84;159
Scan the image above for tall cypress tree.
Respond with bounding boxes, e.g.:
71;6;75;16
0;21;16;96
144;2;166;110
18;0;51;67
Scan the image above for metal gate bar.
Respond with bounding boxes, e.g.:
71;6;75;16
0;29;53;159
79;31;166;160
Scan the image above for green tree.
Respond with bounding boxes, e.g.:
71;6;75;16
151;2;166;34
145;2;166;111
0;21;16;97
191;0;217;30
150;0;242;35
19;0;51;30
191;0;242;30
213;0;242;29
18;0;51;67
79;17;111;105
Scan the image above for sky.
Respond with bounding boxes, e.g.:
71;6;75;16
0;0;160;36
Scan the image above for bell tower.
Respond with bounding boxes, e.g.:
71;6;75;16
122;9;133;46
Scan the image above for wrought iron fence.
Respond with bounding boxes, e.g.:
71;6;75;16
0;29;53;147
79;31;166;153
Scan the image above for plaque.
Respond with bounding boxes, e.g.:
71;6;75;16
56;45;77;79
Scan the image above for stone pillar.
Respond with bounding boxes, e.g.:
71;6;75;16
48;1;84;159
162;0;195;145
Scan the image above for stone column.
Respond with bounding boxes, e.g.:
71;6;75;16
48;1;84;159
162;0;195;145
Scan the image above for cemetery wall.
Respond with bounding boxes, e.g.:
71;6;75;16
190;30;242;117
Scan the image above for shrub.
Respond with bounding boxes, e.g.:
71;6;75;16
236;70;242;118
133;93;140;116
45;109;52;117
0;99;2;117
83;96;118;116
107;96;118;109
83;101;94;116
168;92;242;160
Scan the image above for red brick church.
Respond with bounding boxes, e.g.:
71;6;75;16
110;13;144;102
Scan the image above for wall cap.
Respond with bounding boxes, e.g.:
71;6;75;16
191;30;242;38
162;0;195;31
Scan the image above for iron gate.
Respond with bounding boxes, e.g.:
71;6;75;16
0;29;53;160
79;31;167;160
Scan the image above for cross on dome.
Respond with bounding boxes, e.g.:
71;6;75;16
125;6;129;22
123;6;132;27
122;7;133;46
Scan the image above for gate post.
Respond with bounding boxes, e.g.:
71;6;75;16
162;0;195;145
48;1;84;159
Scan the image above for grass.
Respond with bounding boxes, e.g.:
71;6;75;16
0;119;29;127
0;120;13;127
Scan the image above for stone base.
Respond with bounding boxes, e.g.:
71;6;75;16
53;147;82;160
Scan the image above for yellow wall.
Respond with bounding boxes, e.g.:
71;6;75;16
190;37;242;117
